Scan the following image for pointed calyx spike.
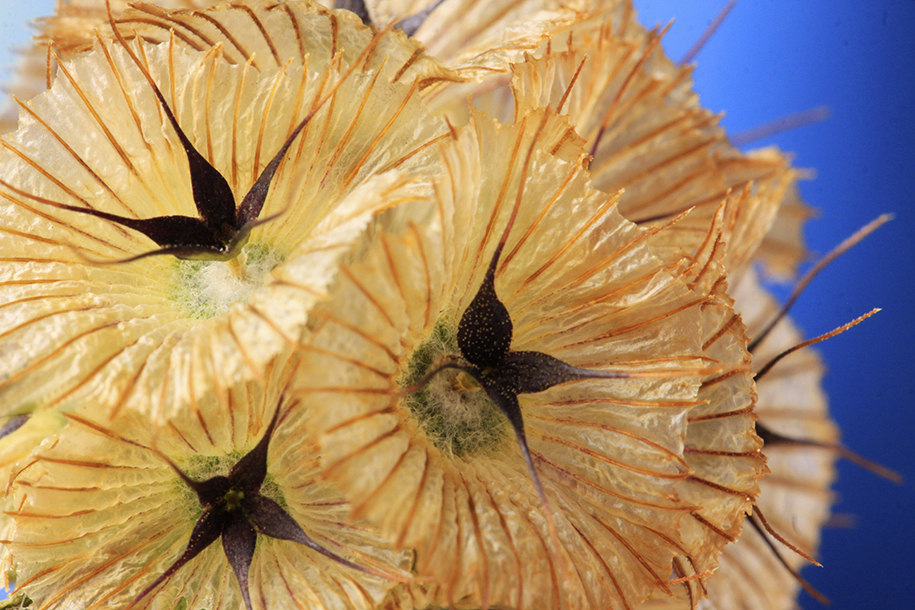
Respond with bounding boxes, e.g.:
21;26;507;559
68;1;373;262
132;407;369;610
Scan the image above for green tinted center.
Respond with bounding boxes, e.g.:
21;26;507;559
401;321;507;459
171;242;285;319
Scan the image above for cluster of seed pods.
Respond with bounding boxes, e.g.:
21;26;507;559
0;2;891;610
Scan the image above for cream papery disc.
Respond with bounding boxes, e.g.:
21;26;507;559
291;108;759;610
0;18;448;425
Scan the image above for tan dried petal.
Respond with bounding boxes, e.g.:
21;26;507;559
752;179;813;281
478;11;797;276
5;351;410;609
0;18;448;424
292;107;757;609
649;207;763;602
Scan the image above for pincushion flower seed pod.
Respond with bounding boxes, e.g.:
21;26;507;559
292;106;760;610
3;350;411;610
0;5;452;426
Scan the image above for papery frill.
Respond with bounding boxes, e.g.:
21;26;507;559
292;107;757;609
0;20;447;424
3;350;410;609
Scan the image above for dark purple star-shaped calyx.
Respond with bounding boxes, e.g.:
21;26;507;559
134;408;368;610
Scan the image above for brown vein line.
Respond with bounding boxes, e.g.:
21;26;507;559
299;344;392;382
2;320;143;400
237;4;281;65
703;312;743;352
0;292;85;314
340;266;397;330
321;67;386;190
0;223;105;263
700;368;742;390
462;118;526;289
569;519;631;610
226;314;262;380
532;450;685;511
500;159;581;280
206;323;235;447
280;55;310;153
409;222;433;330
341;80;420;191
441;473;465;607
462;475;491;609
686;475;750;499
241;301;297;346
531;415;689;467
537;434;687;480
253;61;293;183
630;139;721;208
328;12;339;62
374;131;451;174
168;420;199;453
322;426;403;476
690;511;737;542
688;405;754;422
592;513;671;595
689;232;724;292
181;335;208;445
302;59;338;179
53;58;141;177
393;48;424;83
195;11;252;63
349;441;414;524
319;405;397;437
45;331;152;410
594;31;659;137
95;36;162;212
517;266;660;323
0;302;103;343
594;109;699;174
140;7;223;53
475;465;524;607
565;296;709;346
278;3;306;62
45;526;173;608
0;187;129;252
108;328;183;421
311;313;399;362
13;99;134;217
202;47;219;164
274;552;312;610
395;448;431;548
512;217;669;317
117;17;206;51
684;446;762;459
512;181;619;294
20;456;141;472
0;141;103;213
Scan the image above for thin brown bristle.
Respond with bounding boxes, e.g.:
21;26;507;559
754;308;880;381
678;1;738;65
750;214;892;353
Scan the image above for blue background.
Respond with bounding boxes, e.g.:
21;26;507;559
3;2;914;609
633;2;915;609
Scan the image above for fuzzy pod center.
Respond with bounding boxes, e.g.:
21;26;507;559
170;242;285;319
400;321;508;459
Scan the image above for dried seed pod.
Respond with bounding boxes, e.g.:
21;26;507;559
0;11;449;424
4;351;410;610
293;107;759;609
